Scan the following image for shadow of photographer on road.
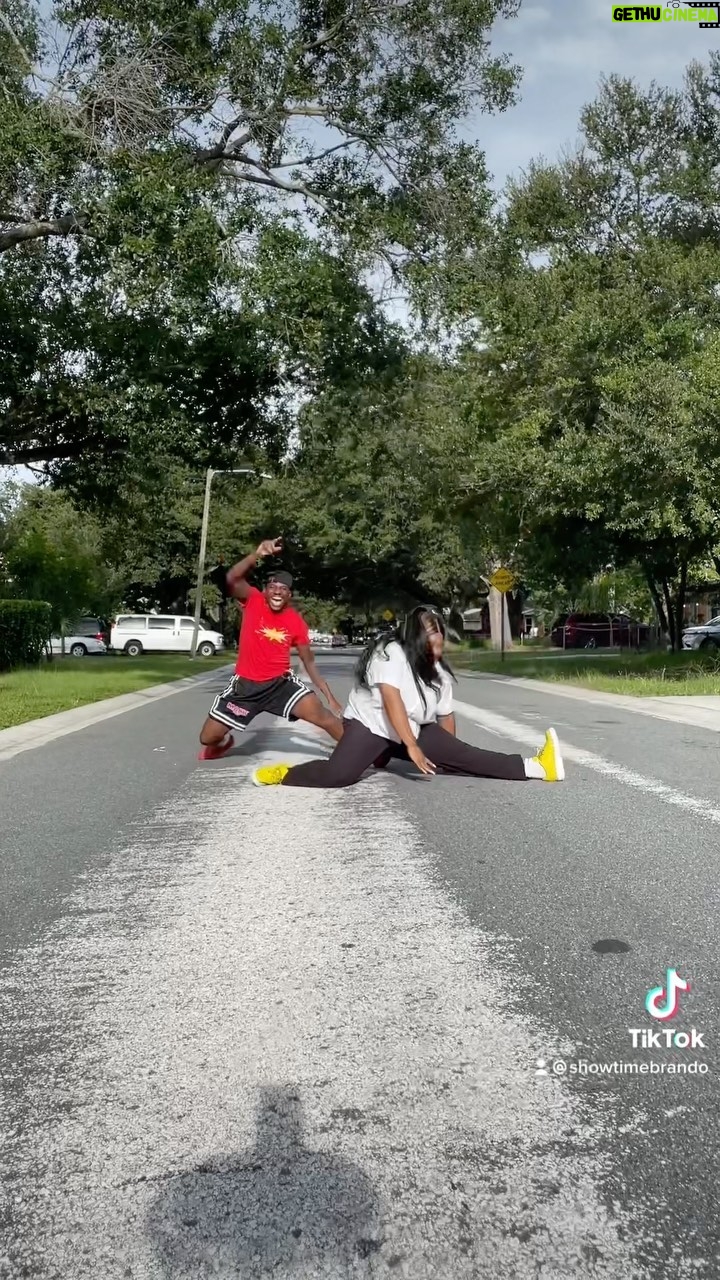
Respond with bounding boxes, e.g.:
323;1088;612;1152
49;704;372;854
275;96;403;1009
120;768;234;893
148;1085;382;1277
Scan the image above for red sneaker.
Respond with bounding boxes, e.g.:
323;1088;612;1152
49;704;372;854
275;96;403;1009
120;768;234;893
197;734;235;761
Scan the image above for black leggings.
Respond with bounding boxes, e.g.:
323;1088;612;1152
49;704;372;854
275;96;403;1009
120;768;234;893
280;718;527;788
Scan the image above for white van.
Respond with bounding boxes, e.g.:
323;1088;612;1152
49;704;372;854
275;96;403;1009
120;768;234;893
111;614;225;658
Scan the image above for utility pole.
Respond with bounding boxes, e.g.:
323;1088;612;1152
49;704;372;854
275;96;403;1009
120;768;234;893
190;468;271;658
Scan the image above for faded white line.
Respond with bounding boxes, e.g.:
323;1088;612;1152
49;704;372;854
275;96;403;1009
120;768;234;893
483;676;720;733
1;728;647;1278
454;699;720;827
0;664;234;762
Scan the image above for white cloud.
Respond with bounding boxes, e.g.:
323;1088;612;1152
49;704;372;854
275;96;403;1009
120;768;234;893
0;466;39;487
515;5;553;27
481;0;720;189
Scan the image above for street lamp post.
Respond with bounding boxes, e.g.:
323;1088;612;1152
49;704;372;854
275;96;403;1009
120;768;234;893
190;467;271;658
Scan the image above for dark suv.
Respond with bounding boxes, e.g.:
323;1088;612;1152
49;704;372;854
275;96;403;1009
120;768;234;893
74;615;111;646
550;613;649;649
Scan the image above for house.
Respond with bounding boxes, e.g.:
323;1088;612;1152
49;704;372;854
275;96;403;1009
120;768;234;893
461;605;489;635
462;599;537;639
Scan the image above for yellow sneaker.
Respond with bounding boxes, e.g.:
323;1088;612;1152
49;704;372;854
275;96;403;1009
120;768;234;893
252;763;292;787
533;728;565;782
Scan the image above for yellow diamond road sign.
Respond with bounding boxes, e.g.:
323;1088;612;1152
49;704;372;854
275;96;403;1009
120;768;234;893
489;568;516;594
382;609;395;621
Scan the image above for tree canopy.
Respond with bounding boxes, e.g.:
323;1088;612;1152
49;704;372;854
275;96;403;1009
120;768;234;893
0;0;521;491
8;29;720;647
1;0;519;272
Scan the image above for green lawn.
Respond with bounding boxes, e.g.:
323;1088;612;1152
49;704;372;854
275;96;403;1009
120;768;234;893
0;653;232;730
448;647;720;697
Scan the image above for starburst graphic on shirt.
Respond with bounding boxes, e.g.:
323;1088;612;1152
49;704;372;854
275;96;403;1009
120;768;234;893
258;625;289;644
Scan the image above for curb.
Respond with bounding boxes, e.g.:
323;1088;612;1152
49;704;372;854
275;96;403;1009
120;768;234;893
0;664;234;763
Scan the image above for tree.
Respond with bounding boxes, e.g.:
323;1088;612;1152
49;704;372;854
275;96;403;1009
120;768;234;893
260;353;506;613
0;486;122;637
0;0;521;491
461;65;720;646
0;245;280;480
0;0;519;285
0;210;408;505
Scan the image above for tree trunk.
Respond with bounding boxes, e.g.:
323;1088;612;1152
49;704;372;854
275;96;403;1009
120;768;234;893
646;562;688;653
448;601;466;643
666;560;681;655
507;589;524;640
675;559;688;654
645;570;668;638
487;586;512;652
662;579;675;651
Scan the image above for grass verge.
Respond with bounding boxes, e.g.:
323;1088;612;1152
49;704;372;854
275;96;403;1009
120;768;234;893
0;653;231;730
448;648;720;697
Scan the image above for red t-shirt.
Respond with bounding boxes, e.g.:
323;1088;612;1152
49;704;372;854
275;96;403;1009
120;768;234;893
235;586;310;680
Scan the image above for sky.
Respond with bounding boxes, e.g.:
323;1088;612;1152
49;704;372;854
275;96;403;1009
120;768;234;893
479;0;720;193
3;0;720;488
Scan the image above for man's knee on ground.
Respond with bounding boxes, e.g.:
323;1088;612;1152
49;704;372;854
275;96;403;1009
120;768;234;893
200;717;226;744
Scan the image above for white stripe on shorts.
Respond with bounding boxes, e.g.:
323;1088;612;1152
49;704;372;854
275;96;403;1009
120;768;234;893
282;677;312;718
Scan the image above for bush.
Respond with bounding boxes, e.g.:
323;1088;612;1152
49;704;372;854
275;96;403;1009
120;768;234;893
0;600;52;670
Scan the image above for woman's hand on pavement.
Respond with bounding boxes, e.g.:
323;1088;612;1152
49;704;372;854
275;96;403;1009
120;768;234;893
408;743;436;776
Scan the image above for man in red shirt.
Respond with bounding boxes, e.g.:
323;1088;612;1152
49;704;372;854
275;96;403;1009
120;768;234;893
198;538;344;760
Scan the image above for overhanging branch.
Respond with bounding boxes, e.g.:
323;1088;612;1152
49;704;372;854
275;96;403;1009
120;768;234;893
0;441;87;465
0;212;85;253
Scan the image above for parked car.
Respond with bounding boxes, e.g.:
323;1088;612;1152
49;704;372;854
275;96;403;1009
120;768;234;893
331;633;348;647
66;614;109;642
110;614;225;657
49;619;108;658
682;616;720;651
550;613;649;649
309;630;334;646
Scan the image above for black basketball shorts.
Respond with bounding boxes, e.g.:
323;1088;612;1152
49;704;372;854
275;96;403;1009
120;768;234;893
208;673;312;732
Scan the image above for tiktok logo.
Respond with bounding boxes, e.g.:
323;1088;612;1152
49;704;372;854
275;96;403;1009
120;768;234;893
645;968;691;1021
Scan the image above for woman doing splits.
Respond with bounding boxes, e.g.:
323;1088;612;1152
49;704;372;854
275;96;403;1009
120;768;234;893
251;606;565;789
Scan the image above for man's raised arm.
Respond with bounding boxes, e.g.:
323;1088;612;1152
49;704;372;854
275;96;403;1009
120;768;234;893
226;539;282;600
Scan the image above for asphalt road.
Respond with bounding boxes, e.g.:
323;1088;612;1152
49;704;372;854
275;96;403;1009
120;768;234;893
1;655;719;1279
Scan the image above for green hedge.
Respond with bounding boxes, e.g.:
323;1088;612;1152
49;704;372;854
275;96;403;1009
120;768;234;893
0;600;53;671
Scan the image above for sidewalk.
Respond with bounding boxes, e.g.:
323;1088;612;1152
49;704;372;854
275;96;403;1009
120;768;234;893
0;665;233;763
475;674;720;734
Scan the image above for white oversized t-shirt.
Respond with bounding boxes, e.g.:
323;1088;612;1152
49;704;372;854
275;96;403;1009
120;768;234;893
344;640;454;742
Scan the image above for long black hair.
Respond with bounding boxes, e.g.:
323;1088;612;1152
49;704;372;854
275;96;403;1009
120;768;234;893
355;606;456;710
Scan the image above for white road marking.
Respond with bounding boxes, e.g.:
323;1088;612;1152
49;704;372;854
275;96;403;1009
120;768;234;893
0;721;645;1278
454;699;720;828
